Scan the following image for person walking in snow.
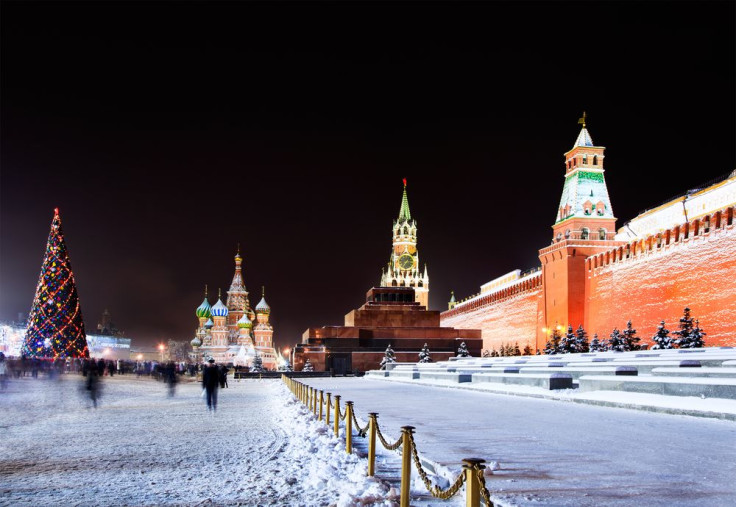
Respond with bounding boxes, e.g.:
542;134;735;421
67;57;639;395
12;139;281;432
218;364;229;389
202;359;220;411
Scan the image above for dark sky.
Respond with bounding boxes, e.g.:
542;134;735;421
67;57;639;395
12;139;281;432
1;1;734;350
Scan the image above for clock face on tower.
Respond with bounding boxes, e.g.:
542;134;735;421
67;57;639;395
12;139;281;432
398;254;414;270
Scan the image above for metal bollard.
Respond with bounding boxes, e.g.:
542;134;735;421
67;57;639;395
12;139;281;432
462;458;486;507
399;426;415;507
319;391;324;421
367;413;378;476
313;388;318;415
325;392;332;426
345;401;353;454
333;395;341;437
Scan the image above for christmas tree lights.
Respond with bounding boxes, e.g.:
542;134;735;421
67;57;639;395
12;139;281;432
22;208;89;358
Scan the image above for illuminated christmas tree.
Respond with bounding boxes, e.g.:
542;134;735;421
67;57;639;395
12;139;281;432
22;209;89;358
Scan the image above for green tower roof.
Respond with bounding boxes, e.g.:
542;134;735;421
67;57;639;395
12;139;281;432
398;178;411;221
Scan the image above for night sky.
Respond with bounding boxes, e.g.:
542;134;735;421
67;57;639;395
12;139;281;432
1;1;734;351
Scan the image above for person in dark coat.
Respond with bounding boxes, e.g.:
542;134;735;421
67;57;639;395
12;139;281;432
218;364;229;389
202;359;219;411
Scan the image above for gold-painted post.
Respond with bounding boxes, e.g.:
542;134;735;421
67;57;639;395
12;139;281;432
333;395;341;436
367;413;378;476
345;401;354;454
399;426;415;507
319;391;324;421
325;393;332;426
462;458;486;507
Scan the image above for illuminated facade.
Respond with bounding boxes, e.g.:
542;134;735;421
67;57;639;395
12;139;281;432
191;251;277;368
379;180;429;307
442;118;736;351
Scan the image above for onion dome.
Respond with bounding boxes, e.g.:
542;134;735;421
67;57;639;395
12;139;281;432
255;286;270;314
195;286;212;318
210;289;228;317
191;336;202;347
237;313;252;329
204;318;214;329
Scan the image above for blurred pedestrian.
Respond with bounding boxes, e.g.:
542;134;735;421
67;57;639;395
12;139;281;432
164;361;178;397
219;364;229;389
202;359;219;411
0;353;8;390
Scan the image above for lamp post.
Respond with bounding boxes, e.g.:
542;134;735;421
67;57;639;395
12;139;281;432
159;343;165;362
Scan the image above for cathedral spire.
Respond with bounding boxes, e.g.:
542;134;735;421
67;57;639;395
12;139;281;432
398;178;411;221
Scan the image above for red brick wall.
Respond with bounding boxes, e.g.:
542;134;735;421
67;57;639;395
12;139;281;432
442;288;543;353
585;226;736;347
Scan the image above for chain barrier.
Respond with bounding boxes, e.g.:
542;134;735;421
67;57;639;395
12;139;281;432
408;431;466;500
283;377;495;506
476;468;495;507
350;408;370;436
374;419;403;450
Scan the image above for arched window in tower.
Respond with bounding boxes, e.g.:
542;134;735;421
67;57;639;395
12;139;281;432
596;201;605;216
556;232;562;242
583;200;592;215
565;229;571;239
593;155;598;165
403;226;409;235
599;228;607;240
581;227;589;240
582;155;588;165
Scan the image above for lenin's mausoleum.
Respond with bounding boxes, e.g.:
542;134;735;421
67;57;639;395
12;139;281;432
442;119;736;352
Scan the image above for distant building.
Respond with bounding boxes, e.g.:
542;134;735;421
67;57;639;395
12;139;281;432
191;250;278;369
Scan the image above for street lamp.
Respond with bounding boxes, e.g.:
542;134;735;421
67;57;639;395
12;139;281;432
159;343;165;362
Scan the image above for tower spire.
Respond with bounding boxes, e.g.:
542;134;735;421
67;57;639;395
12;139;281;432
398;178;411;221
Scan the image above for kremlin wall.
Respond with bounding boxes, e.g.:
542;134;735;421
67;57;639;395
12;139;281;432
441;122;736;352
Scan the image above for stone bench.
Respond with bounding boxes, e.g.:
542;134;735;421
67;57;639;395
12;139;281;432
418;371;474;383
651;367;736;378
577;375;736;399
519;366;637;380
471;372;574;390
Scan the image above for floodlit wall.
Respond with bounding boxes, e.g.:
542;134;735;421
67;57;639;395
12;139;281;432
586;219;736;347
442;277;543;353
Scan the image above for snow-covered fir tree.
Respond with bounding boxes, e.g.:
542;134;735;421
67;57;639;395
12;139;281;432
490;348;498;357
651;320;673;350
543;330;561;355
513;342;521;356
302;358;314;372
482;349;491;358
456;342;470;357
673;308;707;348
607;328;625;352
380;344;397;369
558;325;577;354
523;344;533;356
251;352;264;373
621;320;641;351
589;333;604;352
575;325;590;353
418;343;432;363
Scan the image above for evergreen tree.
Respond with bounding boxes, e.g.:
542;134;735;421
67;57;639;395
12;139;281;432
302;358;314;372
482;349;491;358
23;209;89;358
651;320;673;350
251;352;264;372
621;320;641;351
513;342;521;356
589;333;604;352
673;308;706;348
498;342;506;357
523;344;533;356
543;330;561;355
418;343;432;363
456;342;470;357
607;328;625;351
490;348;498;357
575;325;590;353
380;344;397;369
558;325;577;354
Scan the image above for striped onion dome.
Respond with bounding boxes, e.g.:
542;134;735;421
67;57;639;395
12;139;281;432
211;298;228;317
255;296;270;314
204;318;214;329
195;297;212;319
191;336;202;347
237;314;252;329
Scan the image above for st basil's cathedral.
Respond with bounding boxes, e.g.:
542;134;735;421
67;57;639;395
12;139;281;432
190;250;277;369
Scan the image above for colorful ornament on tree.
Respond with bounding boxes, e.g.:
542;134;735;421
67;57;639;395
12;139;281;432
22;208;89;358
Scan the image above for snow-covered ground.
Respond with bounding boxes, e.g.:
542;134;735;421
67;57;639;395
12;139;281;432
0;375;405;507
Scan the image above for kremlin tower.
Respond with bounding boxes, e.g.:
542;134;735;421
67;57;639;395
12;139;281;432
191;251;277;369
380;179;429;307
